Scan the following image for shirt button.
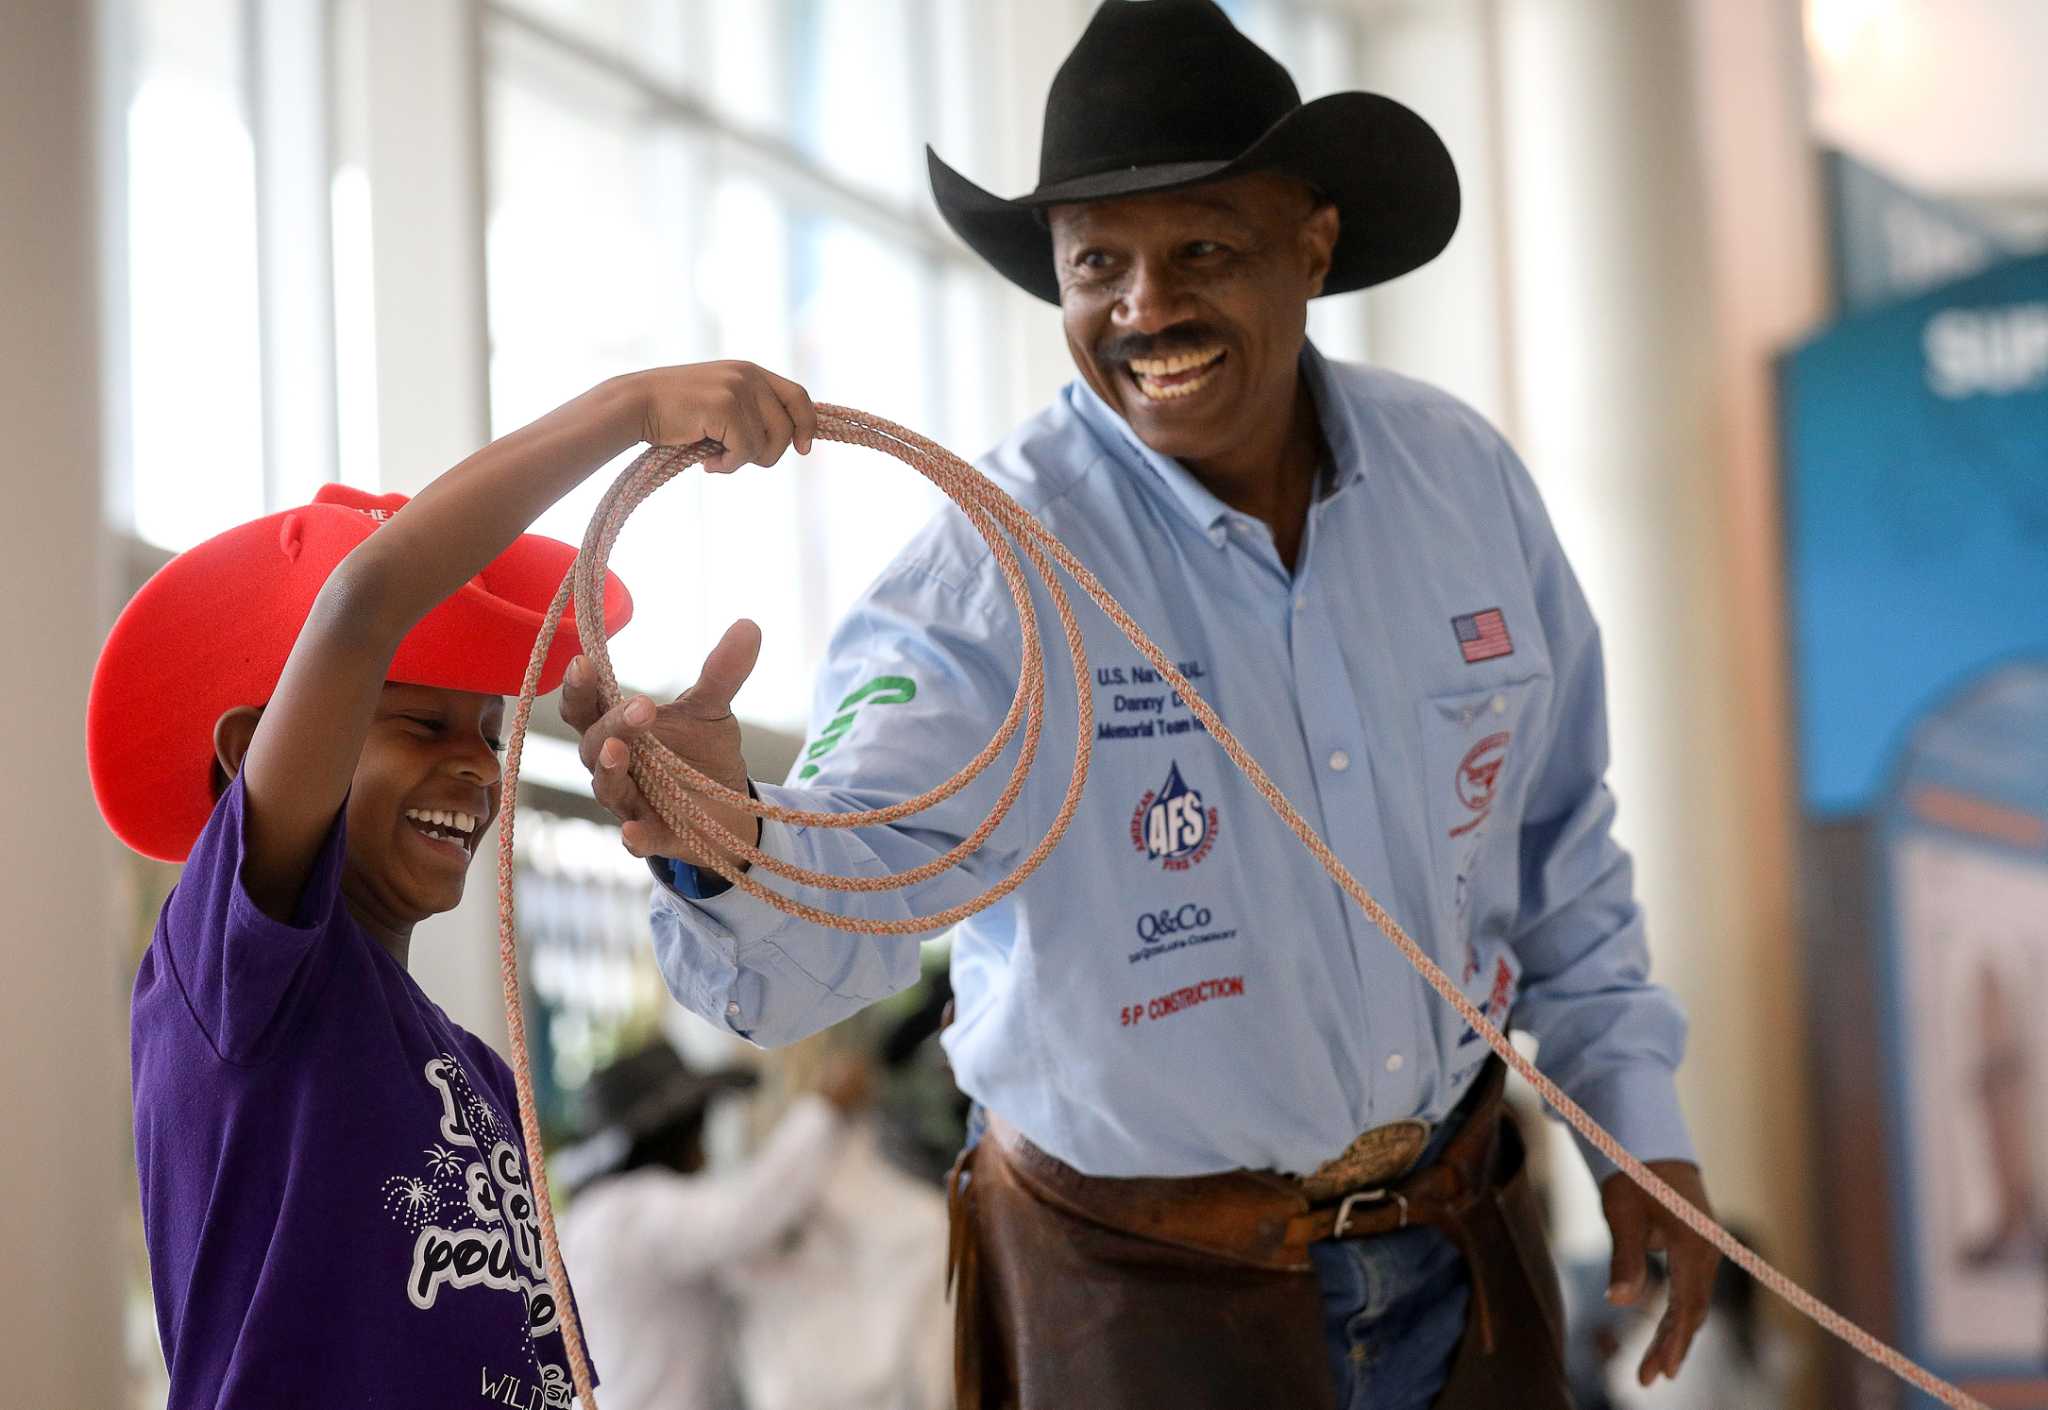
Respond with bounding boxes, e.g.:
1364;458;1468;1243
1292;596;1306;614
1491;694;1506;715
1385;1052;1405;1073
1328;750;1350;772
726;1001;741;1018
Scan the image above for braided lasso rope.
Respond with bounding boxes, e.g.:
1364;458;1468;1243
493;404;1986;1410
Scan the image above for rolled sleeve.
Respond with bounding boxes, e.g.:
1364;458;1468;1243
1567;1060;1696;1182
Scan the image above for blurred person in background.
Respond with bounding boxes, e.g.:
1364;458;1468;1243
725;1024;956;1410
564;2;1716;1405
557;1042;874;1410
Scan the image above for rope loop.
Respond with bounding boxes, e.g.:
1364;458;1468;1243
493;405;1989;1410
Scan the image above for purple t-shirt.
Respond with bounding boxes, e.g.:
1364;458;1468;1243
132;772;591;1408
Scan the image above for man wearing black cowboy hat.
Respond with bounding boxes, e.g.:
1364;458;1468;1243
566;2;1718;1406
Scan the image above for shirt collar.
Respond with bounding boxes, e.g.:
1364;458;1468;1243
1068;340;1365;544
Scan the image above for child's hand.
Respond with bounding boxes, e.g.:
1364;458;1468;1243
627;360;817;473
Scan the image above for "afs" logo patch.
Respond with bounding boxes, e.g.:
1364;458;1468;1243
1131;761;1220;870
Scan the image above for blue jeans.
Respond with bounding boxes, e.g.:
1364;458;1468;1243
960;1105;1473;1407
1311;1224;1470;1410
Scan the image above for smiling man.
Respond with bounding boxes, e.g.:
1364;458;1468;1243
564;3;1716;1407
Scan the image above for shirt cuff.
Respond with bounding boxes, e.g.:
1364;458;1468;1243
646;816;800;954
1561;1063;1697;1185
643;778;765;900
648;854;729;900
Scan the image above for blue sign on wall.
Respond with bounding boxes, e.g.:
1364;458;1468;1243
1783;251;2048;817
1782;251;2048;1405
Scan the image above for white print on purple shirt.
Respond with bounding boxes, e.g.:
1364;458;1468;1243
387;1056;562;1340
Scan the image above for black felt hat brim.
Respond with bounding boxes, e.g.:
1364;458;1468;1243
928;91;1460;306
552;1067;758;1190
611;1068;758;1146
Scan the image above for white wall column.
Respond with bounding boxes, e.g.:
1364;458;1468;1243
254;0;340;509
1683;0;1828;1383
1490;0;1816;1293
1352;0;1516;433
362;0;492;483
356;0;509;1050
0;3;125;1404
989;0;1097;414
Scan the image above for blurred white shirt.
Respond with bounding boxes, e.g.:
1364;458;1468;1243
559;1095;847;1410
727;1124;953;1410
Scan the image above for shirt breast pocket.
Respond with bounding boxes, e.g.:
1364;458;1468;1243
1415;675;1551;941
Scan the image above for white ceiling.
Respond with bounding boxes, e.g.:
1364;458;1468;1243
1806;0;2048;213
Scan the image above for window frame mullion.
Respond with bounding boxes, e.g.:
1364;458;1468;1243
248;0;342;513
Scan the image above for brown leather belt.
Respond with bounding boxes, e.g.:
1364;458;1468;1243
948;1058;1567;1410
979;1058;1510;1335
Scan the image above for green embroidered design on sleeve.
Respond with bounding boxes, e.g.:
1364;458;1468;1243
797;675;917;779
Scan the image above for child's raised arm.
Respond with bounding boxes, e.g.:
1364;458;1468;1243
233;360;815;921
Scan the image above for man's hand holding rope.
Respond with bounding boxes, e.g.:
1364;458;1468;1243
561;621;764;874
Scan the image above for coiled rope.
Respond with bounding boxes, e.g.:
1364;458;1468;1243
494;404;1984;1410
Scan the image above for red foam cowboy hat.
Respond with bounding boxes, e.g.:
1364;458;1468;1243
87;483;633;862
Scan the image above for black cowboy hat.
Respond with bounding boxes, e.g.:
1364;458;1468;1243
552;1041;757;1190
927;0;1460;306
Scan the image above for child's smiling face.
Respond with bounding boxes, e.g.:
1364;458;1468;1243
340;684;506;934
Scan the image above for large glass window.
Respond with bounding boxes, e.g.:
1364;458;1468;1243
787;0;923;204
108;0;1375;559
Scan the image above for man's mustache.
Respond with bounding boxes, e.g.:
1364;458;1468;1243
1099;325;1229;365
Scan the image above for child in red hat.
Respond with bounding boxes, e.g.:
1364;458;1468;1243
89;360;815;1408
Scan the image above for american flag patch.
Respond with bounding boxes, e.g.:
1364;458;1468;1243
1452;608;1513;663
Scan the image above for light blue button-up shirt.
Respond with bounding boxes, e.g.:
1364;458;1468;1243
649;344;1694;1181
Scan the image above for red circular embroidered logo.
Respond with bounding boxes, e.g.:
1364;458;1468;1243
1449;732;1511;839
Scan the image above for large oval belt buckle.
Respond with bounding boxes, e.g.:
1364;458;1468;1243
1301;1117;1431;1203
